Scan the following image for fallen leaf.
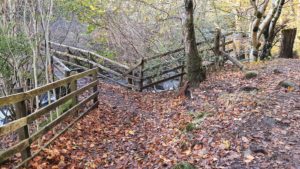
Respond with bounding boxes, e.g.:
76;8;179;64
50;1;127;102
128;130;135;135
244;154;255;163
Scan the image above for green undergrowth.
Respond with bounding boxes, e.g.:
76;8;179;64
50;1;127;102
184;111;212;133
173;162;196;169
39;99;73;128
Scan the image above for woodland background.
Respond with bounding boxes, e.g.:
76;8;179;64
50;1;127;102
0;0;299;96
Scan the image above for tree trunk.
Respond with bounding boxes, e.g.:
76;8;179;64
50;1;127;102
260;0;285;60
260;27;275;60
279;28;297;58
182;0;206;87
296;0;300;55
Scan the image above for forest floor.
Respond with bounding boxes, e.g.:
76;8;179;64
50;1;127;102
27;58;300;169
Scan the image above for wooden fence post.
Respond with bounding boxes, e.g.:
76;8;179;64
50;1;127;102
214;28;221;55
65;70;71;94
139;58;144;92
51;56;55;82
70;78;78;106
127;71;133;90
13;88;31;161
92;70;98;104
214;28;222;69
65;70;77;106
89;53;93;69
180;59;185;86
222;36;226;52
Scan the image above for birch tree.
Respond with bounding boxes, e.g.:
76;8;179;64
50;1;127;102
249;0;285;61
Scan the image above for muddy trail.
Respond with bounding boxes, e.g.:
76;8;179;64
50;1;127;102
26;59;300;169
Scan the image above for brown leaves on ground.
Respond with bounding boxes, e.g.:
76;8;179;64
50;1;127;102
27;59;300;169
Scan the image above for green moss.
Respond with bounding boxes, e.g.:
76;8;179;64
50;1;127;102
173;162;196;169
278;80;298;89
189;111;211;120
39;99;73;127
185;123;196;132
245;71;258;79
97;49;117;60
58;99;73;115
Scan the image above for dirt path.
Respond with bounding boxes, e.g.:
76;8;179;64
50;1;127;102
28;59;300;169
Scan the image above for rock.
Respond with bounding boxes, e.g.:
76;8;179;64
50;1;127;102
245;71;258;79
278;80;299;89
250;144;268;155
173;162;196;169
273;68;283;74
240;86;259;92
154;80;180;91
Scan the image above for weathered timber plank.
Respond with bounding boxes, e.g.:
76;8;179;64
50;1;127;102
124;74;140;81
13;88;31;161
143;56;185;72
144;39;214;62
53;50;123;77
0;92;98;164
52;56;71;72
60;59;88;71
144;34;232;63
53;64;65;75
15;101;99;169
221;51;245;70
49;41;129;70
143;65;185;81
142;73;185;89
97;74;136;89
0;68;98;107
0;139;30;164
198;40;234;52
0;81;97;136
222;32;234;37
124;58;143;75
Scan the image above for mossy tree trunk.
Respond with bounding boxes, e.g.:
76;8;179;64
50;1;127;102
182;0;206;87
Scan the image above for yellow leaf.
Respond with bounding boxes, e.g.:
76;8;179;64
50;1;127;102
128;130;135;135
222;140;231;150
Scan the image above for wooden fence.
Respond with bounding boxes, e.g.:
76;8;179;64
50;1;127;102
47;30;234;92
48;42;138;89
125;31;234;91
0;68;98;168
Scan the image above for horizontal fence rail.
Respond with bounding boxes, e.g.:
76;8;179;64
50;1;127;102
0;68;99;168
128;31;234;91
47;42;140;90
49;42;129;70
46;30;235;92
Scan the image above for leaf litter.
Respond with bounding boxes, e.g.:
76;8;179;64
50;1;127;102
23;59;300;169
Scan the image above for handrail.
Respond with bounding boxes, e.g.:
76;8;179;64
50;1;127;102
0;68;98;107
136;30;235;91
0;68;99;167
49;41;130;70
0;81;97;137
52;50;122;77
144;33;232;63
